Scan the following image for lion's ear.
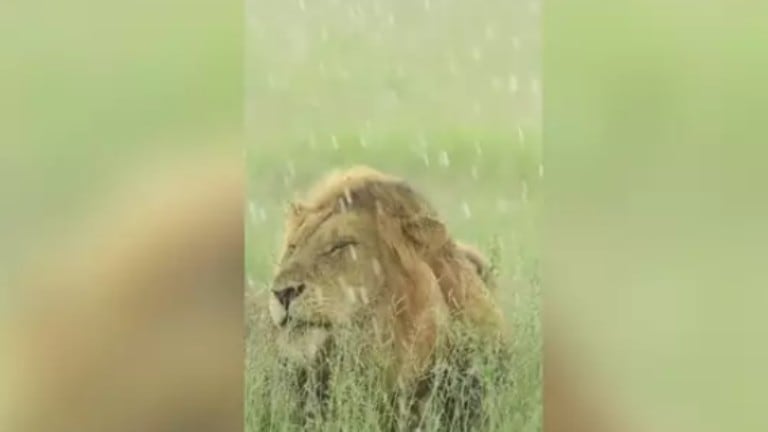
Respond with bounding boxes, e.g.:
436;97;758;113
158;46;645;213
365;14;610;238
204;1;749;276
402;215;449;254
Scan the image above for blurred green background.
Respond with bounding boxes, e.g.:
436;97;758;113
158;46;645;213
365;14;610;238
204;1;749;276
3;0;767;430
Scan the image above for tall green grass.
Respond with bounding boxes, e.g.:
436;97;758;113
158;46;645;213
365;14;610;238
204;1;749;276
245;133;541;431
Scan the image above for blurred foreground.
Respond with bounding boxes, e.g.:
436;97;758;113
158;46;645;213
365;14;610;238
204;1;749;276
3;150;244;432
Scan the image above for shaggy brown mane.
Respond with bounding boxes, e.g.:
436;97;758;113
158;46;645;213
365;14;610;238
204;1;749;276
282;166;503;360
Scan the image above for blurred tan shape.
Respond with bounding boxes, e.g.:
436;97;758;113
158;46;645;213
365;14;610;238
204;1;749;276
4;149;244;432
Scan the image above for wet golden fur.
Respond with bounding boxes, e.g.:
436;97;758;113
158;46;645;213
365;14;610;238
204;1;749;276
265;165;506;422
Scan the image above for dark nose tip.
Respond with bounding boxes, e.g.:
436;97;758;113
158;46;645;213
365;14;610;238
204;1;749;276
272;283;306;309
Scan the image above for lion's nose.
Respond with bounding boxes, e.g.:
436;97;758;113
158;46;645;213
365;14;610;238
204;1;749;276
272;282;306;310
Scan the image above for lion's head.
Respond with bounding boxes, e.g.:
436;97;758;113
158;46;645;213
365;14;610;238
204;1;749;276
267;166;504;386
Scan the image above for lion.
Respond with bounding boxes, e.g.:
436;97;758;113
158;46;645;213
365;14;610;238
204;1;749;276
259;165;509;430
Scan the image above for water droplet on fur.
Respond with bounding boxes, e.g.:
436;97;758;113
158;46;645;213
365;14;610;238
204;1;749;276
343;283;356;303
372;320;381;339
438;150;450;167
338;197;348;212
461;201;472;218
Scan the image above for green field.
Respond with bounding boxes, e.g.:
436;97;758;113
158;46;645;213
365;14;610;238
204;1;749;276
245;132;541;431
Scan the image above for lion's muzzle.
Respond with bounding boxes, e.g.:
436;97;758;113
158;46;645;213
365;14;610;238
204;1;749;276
269;281;305;327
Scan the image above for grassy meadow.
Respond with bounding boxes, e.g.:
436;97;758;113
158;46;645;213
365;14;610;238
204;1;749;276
245;135;541;431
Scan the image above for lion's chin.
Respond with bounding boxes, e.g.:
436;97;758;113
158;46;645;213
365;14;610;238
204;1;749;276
276;326;331;365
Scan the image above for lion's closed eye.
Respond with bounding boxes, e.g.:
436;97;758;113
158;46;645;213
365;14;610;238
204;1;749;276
322;239;358;256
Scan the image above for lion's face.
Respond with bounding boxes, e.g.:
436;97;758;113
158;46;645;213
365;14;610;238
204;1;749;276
268;208;388;363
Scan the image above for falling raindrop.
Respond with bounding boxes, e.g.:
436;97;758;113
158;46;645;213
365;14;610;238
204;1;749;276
298;0;305;11
423;0;431;11
421;151;431;167
286;160;295;179
248;201;257;221
359;135;368;148
331;134;340;150
258;208;267;222
531;78;541;96
461;201;472;218
474;141;483;156
508;74;519;94
512;36;521;51
321;26;329;42
387;13;395;26
539;163;544;178
471;46;482;61
471;165;479;179
496;198;510;214
343;187;353;206
521;181;529;202
349;245;358;261
529;1;540;15
308;133;317;149
517;125;526;144
338;197;348;213
438;150;450;167
247;276;255;290
372;258;382;276
484;24;496;41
